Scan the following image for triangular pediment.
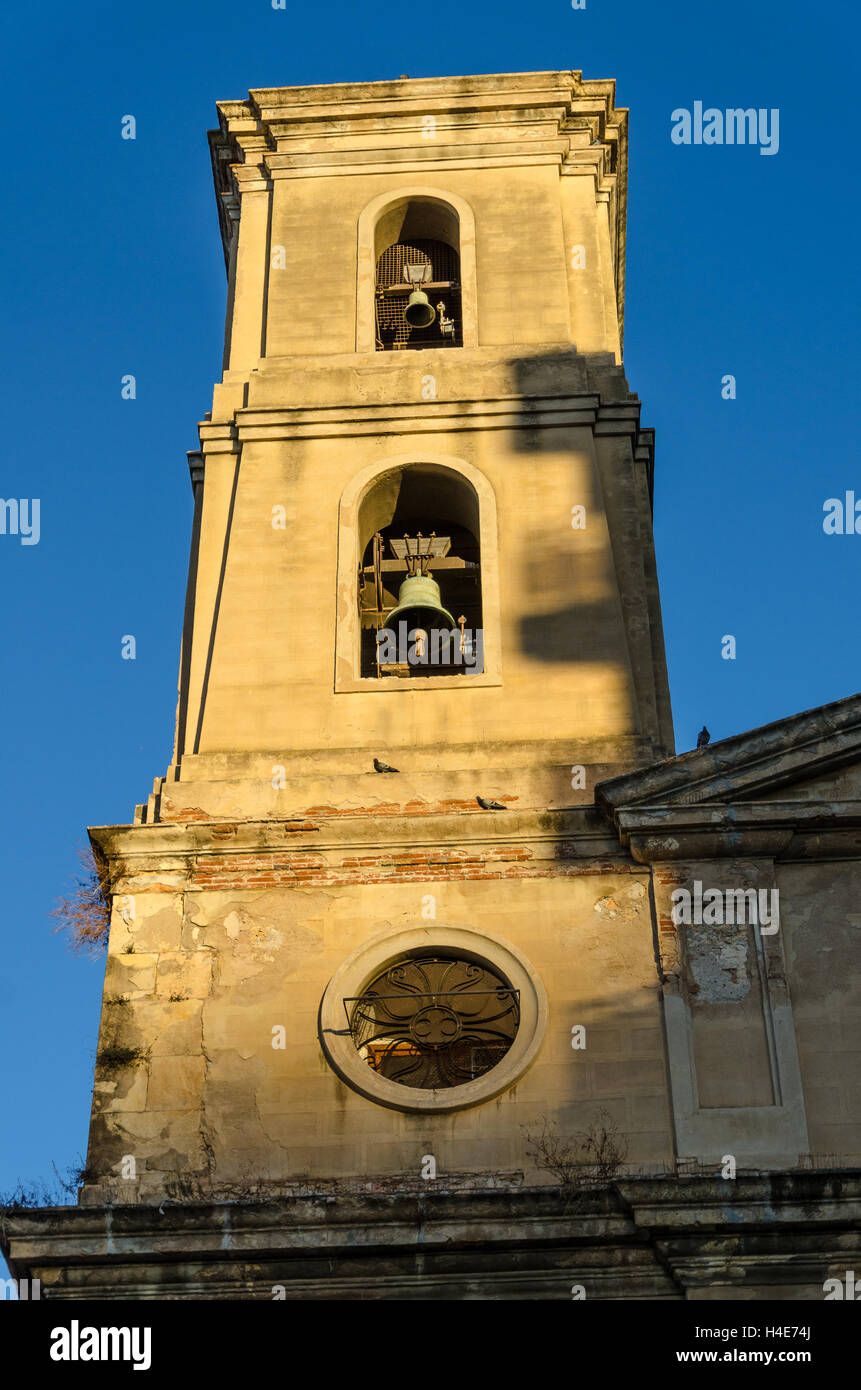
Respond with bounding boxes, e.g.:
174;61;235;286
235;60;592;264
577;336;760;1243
596;691;861;816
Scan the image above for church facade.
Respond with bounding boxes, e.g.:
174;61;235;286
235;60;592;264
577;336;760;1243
4;71;861;1300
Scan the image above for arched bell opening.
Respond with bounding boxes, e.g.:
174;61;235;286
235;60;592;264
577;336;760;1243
357;465;483;678
374;198;462;351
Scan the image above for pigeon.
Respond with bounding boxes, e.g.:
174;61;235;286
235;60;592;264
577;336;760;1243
476;795;506;810
697;726;710;749
373;757;399;773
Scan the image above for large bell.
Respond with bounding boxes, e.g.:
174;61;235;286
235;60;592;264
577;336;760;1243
404;288;436;328
386;574;457;636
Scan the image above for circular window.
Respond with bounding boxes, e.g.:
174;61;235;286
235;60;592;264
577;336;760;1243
347;954;520;1089
319;925;547;1113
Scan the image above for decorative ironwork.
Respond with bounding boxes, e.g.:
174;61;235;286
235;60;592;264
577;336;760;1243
345;955;519;1088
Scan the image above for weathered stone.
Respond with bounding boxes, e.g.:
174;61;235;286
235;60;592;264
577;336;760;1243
4;1176;861;1300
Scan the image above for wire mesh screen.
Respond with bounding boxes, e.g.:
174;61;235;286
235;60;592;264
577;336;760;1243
375;238;462;350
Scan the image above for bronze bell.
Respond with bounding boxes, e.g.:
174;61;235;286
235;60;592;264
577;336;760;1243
404;288;436;328
386;574;457;640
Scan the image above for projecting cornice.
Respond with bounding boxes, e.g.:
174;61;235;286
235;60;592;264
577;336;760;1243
88;807;629;894
197;390;647;438
6;1175;861;1299
210;72;625;176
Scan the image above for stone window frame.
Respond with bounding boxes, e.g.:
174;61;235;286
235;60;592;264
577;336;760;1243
660;891;810;1166
319;923;547;1113
355;187;479;354
334;452;503;692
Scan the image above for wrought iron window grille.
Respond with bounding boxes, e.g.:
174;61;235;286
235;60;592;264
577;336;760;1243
344;955;520;1089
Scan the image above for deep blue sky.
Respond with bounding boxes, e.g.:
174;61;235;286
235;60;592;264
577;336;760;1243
2;0;858;1260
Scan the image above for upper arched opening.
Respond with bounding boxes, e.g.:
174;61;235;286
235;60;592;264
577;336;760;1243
373;198;463;351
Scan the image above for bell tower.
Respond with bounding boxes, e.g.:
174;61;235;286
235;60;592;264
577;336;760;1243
101;66;672;1183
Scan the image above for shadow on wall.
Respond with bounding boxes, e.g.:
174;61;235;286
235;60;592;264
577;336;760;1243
516;524;624;666
508;346;633;426
506;347;638;670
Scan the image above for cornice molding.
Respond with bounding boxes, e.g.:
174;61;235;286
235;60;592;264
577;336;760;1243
6;1174;860;1299
89;806;626;878
615;800;861;864
194;391;653;465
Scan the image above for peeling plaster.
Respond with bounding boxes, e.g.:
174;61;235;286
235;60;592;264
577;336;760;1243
594;881;646;921
687;925;751;1003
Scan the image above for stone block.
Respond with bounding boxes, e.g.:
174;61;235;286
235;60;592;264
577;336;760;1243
148;1055;206;1111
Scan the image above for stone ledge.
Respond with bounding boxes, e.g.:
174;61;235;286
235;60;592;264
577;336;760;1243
4;1172;860;1300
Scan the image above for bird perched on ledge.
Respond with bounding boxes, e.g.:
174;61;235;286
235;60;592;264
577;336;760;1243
373;757;399;773
476;795;506;810
697;726;711;749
